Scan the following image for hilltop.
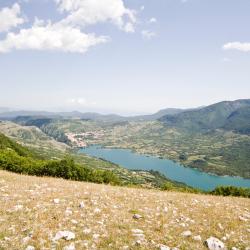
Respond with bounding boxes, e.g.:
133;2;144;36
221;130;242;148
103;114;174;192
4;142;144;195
0;170;249;250
159;99;250;134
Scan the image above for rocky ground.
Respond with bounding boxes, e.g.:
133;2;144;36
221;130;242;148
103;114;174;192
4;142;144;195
0;170;249;250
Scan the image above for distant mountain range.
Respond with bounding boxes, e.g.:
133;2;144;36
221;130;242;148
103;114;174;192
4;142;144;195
1;99;250;134
0;108;185;122
159;99;250;134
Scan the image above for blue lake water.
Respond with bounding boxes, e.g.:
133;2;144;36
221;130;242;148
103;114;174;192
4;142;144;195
80;145;250;191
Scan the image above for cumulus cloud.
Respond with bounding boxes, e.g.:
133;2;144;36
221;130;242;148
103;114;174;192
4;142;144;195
55;0;136;33
141;30;156;40
0;3;25;32
0;0;137;53
0;20;108;53
223;42;250;52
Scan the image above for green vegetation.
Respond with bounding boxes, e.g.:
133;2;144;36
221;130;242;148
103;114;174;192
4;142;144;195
25;100;249;178
159;99;250;134
210;186;250;198
1;132;250;198
0;131;199;191
81;121;249;178
0;133;121;185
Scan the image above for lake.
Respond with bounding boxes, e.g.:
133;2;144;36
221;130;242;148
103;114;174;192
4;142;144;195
80;145;250;191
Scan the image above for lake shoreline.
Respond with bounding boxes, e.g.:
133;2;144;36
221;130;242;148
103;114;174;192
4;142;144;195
80;143;249;180
79;145;250;191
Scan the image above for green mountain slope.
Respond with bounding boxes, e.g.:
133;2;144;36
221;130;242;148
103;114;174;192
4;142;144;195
159;99;250;134
0;132;33;157
223;106;250;134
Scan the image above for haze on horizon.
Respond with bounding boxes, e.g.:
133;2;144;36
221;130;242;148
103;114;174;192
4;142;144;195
0;0;250;115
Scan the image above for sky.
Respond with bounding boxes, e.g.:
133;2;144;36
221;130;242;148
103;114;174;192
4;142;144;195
0;0;250;115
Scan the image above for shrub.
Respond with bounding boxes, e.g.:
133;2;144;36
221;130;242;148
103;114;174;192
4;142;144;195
0;139;121;186
211;186;250;198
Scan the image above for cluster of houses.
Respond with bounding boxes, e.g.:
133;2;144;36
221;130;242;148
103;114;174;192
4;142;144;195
66;131;104;148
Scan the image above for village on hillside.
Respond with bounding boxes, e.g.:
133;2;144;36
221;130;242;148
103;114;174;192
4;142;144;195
66;131;104;148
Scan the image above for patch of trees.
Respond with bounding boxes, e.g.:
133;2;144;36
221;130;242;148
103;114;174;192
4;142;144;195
0;133;120;185
210;186;250;198
0;150;121;185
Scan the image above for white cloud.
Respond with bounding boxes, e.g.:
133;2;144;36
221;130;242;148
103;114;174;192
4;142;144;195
0;20;108;53
0;3;25;32
55;0;137;33
223;42;250;52
141;30;156;40
149;17;157;24
0;0;138;54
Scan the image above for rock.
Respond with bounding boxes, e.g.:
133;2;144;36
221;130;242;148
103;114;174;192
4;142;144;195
53;231;75;241
93;234;100;240
94;208;101;213
159;245;170;250
181;230;192;237
23;236;31;243
26;246;35;250
71;219;78;224
205;236;226;250
53;199;60;204
131;229;144;234
133;214;143;220
193;235;202;241
65;209;73;216
163;207;168;213
63;243;75;250
239;216;248;222
79;201;85;208
83;228;91;235
132;229;145;240
122;246;129;250
14;204;23;211
221;236;227;241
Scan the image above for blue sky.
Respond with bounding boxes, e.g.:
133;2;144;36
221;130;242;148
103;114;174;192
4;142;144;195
0;0;249;115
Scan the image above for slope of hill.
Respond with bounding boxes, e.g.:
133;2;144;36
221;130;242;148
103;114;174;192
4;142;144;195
0;132;33;157
0;130;197;191
223;106;250;135
128;108;184;121
0;170;249;250
159;99;250;134
0;121;68;157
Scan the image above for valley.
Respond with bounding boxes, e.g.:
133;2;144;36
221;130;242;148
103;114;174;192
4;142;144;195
1;99;250;182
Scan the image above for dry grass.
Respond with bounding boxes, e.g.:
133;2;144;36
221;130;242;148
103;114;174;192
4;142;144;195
0;170;249;250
